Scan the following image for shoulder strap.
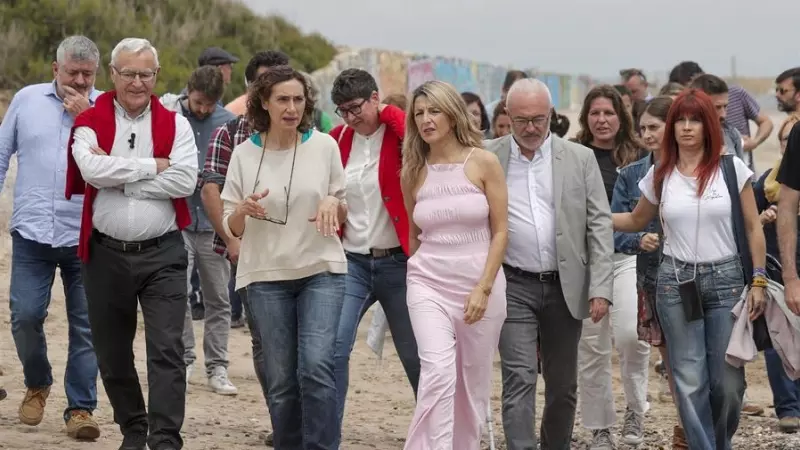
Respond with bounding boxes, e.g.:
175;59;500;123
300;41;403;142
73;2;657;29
337;124;348;145
721;154;752;281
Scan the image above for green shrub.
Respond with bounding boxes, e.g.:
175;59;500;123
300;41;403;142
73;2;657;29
0;0;337;102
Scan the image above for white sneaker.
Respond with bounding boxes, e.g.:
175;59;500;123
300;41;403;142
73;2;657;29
208;367;238;396
185;363;194;394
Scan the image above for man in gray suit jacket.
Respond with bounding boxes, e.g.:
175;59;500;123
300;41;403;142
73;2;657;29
485;78;614;450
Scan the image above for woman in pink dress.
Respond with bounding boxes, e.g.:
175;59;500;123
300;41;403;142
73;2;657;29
400;80;509;449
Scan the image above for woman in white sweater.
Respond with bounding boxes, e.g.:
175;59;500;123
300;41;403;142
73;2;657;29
220;65;347;450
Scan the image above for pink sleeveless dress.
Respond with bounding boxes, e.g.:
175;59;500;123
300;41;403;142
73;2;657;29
404;150;506;450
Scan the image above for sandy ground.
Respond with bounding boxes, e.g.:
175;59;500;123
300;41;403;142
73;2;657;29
1;112;800;449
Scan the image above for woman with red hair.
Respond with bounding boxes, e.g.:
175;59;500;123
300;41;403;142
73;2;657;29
613;89;767;450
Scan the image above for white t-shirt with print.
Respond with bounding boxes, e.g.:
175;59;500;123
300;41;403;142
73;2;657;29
638;157;753;264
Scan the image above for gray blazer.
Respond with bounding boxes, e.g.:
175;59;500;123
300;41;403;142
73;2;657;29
485;134;614;320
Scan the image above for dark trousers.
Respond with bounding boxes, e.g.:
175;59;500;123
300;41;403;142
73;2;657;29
498;270;583;450
765;348;800;418
230;262;244;321
83;230;188;450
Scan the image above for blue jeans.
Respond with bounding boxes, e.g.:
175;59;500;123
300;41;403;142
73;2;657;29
230;262;243;320
333;251;419;441
657;255;745;450
246;272;344;449
765;348;800;418
9;231;97;421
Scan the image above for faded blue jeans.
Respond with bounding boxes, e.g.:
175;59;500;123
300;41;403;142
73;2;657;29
333;251;420;445
9;231;98;421
246;272;344;450
657;255;745;450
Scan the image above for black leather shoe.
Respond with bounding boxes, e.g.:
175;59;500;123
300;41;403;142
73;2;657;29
119;433;147;450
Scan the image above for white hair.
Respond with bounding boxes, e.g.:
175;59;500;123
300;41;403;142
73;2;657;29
56;36;100;67
506;78;553;108
110;38;160;68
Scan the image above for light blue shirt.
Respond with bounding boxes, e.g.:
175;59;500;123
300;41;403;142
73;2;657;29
0;81;101;247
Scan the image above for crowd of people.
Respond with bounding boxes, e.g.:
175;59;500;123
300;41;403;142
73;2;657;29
0;34;799;450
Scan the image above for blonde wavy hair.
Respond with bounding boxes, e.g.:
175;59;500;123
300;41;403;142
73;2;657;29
401;81;484;188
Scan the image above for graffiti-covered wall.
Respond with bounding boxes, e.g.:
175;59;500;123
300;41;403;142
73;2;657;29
311;48;594;117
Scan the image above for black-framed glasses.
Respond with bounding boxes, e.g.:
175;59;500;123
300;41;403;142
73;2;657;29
251;136;298;225
334;98;368;118
511;115;549;128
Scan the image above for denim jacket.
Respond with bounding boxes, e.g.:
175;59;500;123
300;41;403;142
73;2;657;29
610;153;661;285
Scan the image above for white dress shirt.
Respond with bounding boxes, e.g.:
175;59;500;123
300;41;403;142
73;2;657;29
342;124;401;253
71;100;198;241
504;134;558;272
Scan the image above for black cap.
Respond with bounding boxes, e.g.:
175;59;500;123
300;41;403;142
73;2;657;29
198;47;239;67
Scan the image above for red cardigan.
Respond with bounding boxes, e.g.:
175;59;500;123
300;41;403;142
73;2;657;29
65;91;190;262
330;104;410;255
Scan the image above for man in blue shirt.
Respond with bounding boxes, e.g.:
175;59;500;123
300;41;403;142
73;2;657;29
0;35;101;440
160;66;238;396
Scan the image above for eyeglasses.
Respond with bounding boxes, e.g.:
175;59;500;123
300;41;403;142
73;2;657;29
335;98;368;118
251;135;297;225
511;115;549;128
112;66;157;83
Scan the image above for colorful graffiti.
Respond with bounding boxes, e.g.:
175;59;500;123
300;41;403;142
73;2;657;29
311;48;594;117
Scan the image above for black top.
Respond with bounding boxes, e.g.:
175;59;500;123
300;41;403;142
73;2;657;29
588;144;618;203
777;122;800;190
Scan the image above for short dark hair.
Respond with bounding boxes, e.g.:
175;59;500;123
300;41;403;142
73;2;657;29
613;84;632;98
550;109;571;138
461;92;490;131
502;70;528;92
776;67;800;92
690;74;729;96
330;68;378;105
245;51;290;84
668;61;704;85
620;68;647;83
187;66;225;102
246;65;315;134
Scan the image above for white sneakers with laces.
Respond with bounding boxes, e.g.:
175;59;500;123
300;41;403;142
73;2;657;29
208;366;238;396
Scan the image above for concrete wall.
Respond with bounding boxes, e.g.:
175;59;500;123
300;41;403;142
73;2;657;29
310;48;594;117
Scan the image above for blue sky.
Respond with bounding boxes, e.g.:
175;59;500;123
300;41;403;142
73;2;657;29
245;0;798;80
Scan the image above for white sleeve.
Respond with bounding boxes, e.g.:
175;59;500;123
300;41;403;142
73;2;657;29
327;136;346;201
123;115;199;199
732;155;754;192
221;150;245;239
637;165;658;204
71;126;157;188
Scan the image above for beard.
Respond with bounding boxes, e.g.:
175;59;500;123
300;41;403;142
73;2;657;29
778;99;796;113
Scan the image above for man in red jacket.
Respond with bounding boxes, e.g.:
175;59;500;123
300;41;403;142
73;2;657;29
66;38;198;450
329;69;420;446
